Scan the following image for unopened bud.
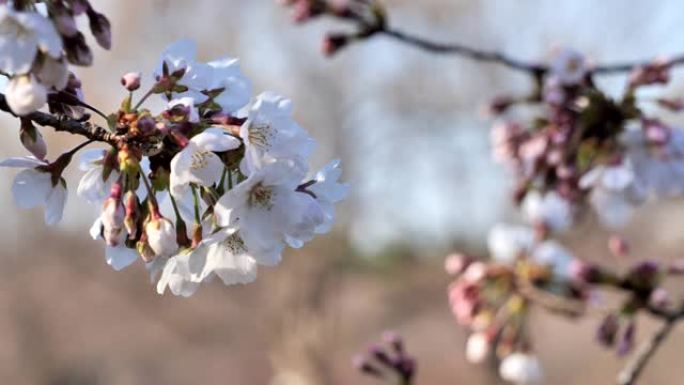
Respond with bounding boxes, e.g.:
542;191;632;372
322;33;350;57
382;330;404;355
444;253;471;275
117;145;140;176
124;191;138;238
617;319;636;356
121;72;141;91
53;12;78;37
87;9;112;50
626;261;662;291
643;119;671;145
19;118;47;160
101;182;124;247
569;259;604;285
597;313;619;347
145;216;178;257
64;32;93;66
466;332;491;364
608;235;630;257
649;287;670;309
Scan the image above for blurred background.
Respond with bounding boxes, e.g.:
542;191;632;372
1;0;684;384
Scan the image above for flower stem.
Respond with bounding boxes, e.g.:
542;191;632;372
139;170;158;209
191;185;202;225
133;87;155;111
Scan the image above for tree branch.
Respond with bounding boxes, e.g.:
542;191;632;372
0;93;123;145
617;313;681;385
377;28;684;76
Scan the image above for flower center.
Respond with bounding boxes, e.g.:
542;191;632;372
248;122;275;150
190;149;210;170
222;232;247;254
248;182;274;209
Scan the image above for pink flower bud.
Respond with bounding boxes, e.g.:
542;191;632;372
124;191;138;238
444;253;471;275
608;235;629;257
121;72;142;91
101;182;124;247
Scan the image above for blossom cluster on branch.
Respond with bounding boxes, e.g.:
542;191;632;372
277;1;684;384
0;1;347;296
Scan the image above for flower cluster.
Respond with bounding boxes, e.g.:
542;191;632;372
444;223;684;384
0;1;110;116
1;39;348;296
444;223;586;383
353;331;416;385
491;49;684;230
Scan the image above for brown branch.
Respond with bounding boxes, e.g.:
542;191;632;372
379;29;547;75
0;93;123;145
314;1;684;76
617;313;681;385
379;28;684;76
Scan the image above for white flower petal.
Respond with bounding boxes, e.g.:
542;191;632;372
11;168;52;209
44;181;66;225
105;245;139;271
0;156;45;168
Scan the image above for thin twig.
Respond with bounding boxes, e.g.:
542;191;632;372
617;315;680;385
378;28;684;76
379;29;546;74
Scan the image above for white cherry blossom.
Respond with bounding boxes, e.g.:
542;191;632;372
89;217;139;271
487;223;535;265
77;148;117;204
499;352;543;384
550;48;587;86
239;92;315;175
215;161;308;265
580;162;645;227
0;156;66;225
199;228;258;286
169;127;241;198
309;160;349;234
522;190;573;231
188;58;252;113
0;6;62;74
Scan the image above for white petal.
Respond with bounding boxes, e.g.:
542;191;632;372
11;168;51;208
0;156;45;168
89;217;103;240
44;182;66;225
6;74;47;115
105;245;139;271
78;148;107;171
191;127;241;152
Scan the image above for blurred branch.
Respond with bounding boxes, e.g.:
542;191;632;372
0;93;123;145
379;28;547;75
378;28;684;75
291;0;684;76
617;313;681;385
